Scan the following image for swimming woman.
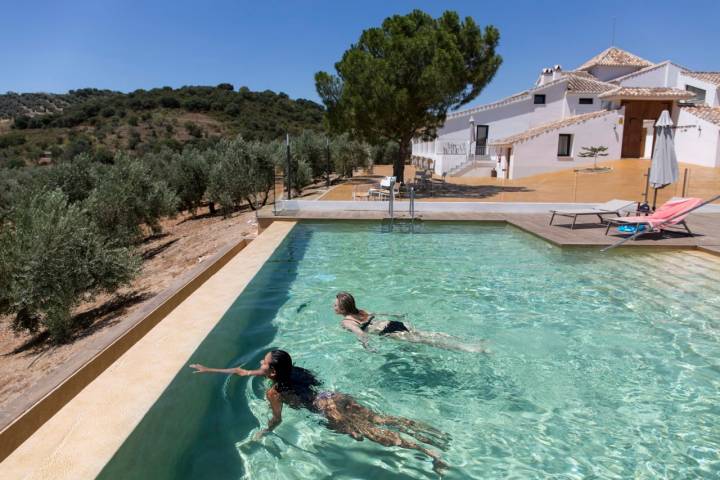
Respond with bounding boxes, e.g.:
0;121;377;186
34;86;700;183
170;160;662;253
334;292;486;353
190;350;448;472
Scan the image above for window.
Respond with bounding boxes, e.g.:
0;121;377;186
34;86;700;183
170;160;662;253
686;85;706;103
533;94;546;105
579;97;594;105
475;125;489;155
557;134;572;157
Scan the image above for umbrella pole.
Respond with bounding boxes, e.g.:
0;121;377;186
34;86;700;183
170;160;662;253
652;187;660;210
643;168;650;203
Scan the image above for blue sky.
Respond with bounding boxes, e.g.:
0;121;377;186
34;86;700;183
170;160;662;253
1;0;718;110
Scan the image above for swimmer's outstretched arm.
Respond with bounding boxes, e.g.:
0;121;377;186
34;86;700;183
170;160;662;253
341;320;371;350
189;364;268;377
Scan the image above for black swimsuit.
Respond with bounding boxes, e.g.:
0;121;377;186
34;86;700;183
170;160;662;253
360;315;409;336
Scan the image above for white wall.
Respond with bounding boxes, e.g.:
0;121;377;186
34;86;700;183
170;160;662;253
414;81;580;176
589;65;641;82
438;81;571;143
566;94;602;116
617;63;681;88
509;111;624;179
678;73;719;107
675;109;720;167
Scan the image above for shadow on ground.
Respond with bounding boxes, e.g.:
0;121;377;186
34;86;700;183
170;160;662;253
5;291;153;356
408;181;532;200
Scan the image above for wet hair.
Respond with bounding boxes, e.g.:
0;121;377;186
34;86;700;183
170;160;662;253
267;350;321;408
336;292;360;315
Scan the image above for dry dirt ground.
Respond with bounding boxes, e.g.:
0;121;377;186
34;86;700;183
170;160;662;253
0;206;258;415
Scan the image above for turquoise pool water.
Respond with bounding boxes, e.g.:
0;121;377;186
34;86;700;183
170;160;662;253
100;222;720;479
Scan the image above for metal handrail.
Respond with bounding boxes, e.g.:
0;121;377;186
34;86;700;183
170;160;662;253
409;186;415;220
388;179;395;220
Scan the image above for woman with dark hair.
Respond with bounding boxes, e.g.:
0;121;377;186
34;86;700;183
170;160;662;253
190;350;448;472
334;292;486;353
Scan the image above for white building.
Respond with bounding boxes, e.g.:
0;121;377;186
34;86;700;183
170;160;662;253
412;47;720;179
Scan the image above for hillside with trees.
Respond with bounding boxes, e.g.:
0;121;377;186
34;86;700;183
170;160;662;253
0;84;325;168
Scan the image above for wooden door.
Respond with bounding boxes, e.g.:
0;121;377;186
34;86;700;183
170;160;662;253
621;101;673;158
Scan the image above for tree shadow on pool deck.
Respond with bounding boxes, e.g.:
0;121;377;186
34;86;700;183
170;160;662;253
98;224;312;480
416;182;532;200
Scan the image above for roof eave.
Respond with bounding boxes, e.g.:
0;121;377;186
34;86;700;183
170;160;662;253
599;94;694;101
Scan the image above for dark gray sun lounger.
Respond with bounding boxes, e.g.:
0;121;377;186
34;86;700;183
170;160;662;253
549;199;636;229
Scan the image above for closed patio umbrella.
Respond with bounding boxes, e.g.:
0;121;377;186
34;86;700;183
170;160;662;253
649;110;679;209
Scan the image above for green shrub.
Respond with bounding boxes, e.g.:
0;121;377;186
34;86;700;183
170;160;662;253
0;190;138;342
0;133;27;149
184;122;204;138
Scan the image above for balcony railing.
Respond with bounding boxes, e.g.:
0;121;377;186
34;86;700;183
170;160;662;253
475;144;488;156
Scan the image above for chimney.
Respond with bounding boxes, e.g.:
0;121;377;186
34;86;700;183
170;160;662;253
537;67;553;86
552;65;563;80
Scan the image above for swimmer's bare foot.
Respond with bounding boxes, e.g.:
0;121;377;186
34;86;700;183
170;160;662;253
432;457;448;475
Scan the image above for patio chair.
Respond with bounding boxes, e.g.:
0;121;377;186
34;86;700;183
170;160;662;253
373;182;401;201
604;197;703;237
549;199;636;229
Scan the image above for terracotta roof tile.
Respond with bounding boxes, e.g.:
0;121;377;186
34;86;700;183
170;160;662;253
578;47;653;70
564;73;617;94
598;87;695;100
682;106;720;127
447;91;529;119
683;72;720;87
489;110;615;146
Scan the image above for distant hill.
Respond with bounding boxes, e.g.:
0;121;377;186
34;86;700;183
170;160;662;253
0;85;325;167
0;89;116;119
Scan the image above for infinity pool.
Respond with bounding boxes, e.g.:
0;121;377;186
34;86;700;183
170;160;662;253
99;221;720;479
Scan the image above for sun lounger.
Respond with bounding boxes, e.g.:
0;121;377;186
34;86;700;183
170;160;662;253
549;199;636;229
604;197;703;237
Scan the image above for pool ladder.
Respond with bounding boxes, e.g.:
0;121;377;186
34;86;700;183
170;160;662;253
383;183;421;233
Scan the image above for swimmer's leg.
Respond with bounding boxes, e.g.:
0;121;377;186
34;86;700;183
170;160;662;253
358;424;448;473
373;414;450;449
387;330;488;353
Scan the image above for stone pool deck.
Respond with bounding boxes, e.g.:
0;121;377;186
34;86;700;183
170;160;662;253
258;209;720;255
0;222;297;479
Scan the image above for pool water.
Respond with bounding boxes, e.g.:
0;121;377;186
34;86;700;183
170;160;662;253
99;222;720;479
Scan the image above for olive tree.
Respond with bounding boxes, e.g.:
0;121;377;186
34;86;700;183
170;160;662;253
292;130;326;179
331;133;369;178
168;148;210;215
315;9;501;183
207;137;279;215
0;190;138;342
85;153;178;243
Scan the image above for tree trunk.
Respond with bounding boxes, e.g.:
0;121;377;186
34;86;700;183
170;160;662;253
208;202;216;215
245;196;257;211
260;189;270;207
394;139;410;184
